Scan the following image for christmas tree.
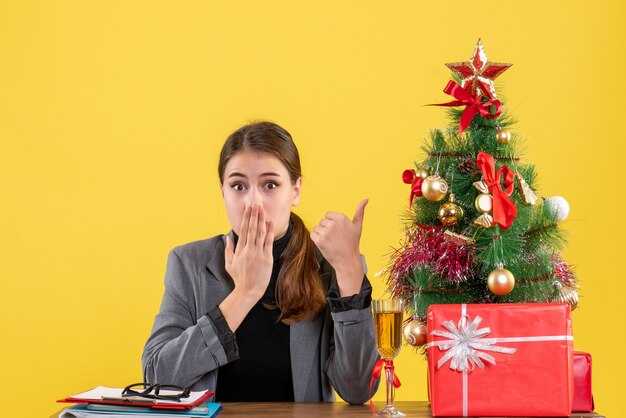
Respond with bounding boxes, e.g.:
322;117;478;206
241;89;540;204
387;40;578;347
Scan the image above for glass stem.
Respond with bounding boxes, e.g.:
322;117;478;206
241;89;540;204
385;362;395;408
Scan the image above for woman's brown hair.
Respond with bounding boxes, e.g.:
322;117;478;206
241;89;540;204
218;121;326;324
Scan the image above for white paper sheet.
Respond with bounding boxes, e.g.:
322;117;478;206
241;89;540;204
68;386;208;405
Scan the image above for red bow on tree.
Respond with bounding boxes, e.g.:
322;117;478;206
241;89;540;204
476;151;517;230
431;80;503;136
402;169;423;208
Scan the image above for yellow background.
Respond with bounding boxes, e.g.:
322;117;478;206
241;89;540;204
1;1;624;417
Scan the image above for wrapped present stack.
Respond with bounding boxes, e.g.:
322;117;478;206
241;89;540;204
386;40;594;416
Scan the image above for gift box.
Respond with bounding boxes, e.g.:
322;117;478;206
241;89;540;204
427;303;573;417
572;351;594;412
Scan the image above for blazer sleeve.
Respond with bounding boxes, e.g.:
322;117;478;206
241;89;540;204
141;248;235;388
323;270;381;405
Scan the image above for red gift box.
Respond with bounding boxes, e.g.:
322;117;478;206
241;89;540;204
572;351;594;412
427;303;573;417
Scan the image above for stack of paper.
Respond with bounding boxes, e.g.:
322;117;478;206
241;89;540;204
57;386;221;418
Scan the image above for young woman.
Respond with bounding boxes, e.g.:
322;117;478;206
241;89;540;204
142;121;379;404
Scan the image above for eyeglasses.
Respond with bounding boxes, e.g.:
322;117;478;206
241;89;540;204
121;382;191;402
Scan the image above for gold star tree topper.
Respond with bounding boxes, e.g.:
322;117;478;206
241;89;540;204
445;39;512;100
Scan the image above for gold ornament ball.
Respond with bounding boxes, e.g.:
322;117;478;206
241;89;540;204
496;128;512;144
438;201;464;226
487;268;516;296
403;319;428;347
421;175;449;201
417;168;430;179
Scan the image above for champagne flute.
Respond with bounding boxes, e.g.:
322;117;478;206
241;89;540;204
372;299;405;417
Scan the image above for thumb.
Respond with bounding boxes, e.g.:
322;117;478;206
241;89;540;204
352;198;369;228
224;234;234;269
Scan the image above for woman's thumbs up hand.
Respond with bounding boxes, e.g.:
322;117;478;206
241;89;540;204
311;199;369;297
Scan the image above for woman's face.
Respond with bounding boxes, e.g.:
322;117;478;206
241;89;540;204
221;150;301;239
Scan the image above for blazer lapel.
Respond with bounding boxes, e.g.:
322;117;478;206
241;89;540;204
204;234;235;307
290;267;331;401
290;312;324;400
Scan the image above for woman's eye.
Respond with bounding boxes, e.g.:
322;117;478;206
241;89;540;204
232;183;246;192
265;182;279;190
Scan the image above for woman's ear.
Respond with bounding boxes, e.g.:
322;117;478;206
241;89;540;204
292;177;302;206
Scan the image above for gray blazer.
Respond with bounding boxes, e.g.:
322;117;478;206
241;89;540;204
142;234;380;404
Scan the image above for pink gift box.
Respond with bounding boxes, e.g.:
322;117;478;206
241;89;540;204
572;351;594;412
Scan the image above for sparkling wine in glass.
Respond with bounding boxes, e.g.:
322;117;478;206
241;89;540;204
372;299;405;417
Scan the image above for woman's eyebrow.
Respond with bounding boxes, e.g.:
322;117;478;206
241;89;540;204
227;171;282;179
259;172;282;178
227;171;247;179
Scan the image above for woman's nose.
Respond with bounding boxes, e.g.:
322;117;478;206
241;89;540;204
247;188;263;206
